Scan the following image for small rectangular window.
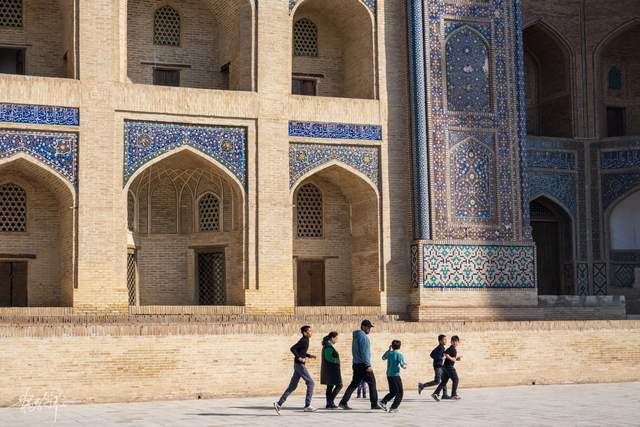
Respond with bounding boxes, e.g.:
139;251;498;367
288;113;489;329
153;68;180;87
607;107;626;137
0;48;25;75
292;78;317;96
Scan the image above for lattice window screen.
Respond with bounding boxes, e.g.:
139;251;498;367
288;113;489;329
294;18;318;57
198;252;225;305
127;252;137;306
199;193;220;232
0;0;23;27
127;192;135;231
296;183;323;238
0;183;26;232
154;6;180;46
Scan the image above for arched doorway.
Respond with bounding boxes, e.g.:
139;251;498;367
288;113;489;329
292;164;380;307
291;0;376;99
609;189;640;288
0;157;75;307
530;197;574;295
125;148;245;307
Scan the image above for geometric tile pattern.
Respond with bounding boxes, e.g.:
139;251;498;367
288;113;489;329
289;0;376;16
0;103;79;126
288;121;382;141
600;149;640;170
0;0;23;27
422;243;536;288
0;182;26;232
445;25;492;113
0;129;79;186
576;263;589;296
296;183;323;238
289;143;379;189
528;171;576;218
154;6;180;46
612;263;636;288
123;121;247;188
592;263;607;296
293;18;318;57
526;150;576;170
601;172;640;212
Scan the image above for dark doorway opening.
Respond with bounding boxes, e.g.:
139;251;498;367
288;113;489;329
530;198;574;295
0;261;28;306
197;251;225;305
296;260;325;306
607;107;626;137
0;48;25;75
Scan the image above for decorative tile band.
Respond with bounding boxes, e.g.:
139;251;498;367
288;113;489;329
421;243;536;288
124;121;247;188
600;149;640;170
288;121;382;141
0;129;78;186
289;143;379;189
526;150;576;170
601;172;640;211
528;171;576;218
0;103;79;127
289;0;376;16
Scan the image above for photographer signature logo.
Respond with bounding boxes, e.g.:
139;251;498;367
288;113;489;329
11;389;66;423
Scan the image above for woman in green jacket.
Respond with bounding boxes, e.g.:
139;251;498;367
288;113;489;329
320;331;342;409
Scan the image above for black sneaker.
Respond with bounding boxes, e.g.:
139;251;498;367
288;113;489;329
431;393;440;402
273;402;281;415
418;383;425;395
441;395;451;400
339;403;352;410
371;402;385;410
326;404;338;409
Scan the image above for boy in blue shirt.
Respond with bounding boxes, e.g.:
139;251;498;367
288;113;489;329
380;340;407;413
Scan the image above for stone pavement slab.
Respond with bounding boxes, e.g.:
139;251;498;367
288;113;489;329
0;382;638;427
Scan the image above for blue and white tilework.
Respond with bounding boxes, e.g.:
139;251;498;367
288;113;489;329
124;121;247;188
289;0;376;16
288;121;382;141
592;263;607;296
0;129;78;186
445;23;492;113
576;263;589;296
422;243;536;288
0;103;79;127
527;150;576;170
528;171;576;218
601;172;640;211
289;143;379;189
600;149;640;170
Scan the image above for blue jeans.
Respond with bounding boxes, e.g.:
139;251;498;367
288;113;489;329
278;363;315;407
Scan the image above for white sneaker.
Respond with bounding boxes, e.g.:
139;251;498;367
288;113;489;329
273;402;281;415
389;408;399;413
303;406;317;412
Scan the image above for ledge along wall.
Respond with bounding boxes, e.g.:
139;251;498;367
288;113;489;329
0;320;638;405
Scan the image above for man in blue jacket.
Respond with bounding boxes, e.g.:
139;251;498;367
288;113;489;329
338;320;384;410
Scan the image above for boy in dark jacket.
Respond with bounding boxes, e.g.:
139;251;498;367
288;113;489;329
418;334;448;401
274;325;317;414
434;335;462;400
320;331;342;409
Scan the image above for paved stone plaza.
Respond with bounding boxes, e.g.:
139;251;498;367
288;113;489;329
1;382;638;426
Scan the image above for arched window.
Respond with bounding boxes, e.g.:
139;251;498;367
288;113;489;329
0;182;26;232
293;18;318;57
127;191;136;231
199;193;220;232
296;183;323;238
610;190;640;250
0;0;23;27
608;65;622;90
154;6;180;46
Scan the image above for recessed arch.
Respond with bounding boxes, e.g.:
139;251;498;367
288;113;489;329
292;162;381;307
523;20;574;137
291;0;377;99
290;159;379;201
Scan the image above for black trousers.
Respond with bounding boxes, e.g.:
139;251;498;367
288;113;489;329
381;376;403;409
435;367;459;397
339;363;379;407
424;367;447;395
325;384;342;406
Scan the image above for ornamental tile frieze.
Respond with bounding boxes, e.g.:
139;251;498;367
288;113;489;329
0;129;78;186
289;143;379;189
289;0;376;16
0;103;79;127
124;121;247;188
288;121;382;141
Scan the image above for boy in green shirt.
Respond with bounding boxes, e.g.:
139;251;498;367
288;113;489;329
379;340;407;413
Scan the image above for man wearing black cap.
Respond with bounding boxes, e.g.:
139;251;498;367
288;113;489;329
338;320;384;410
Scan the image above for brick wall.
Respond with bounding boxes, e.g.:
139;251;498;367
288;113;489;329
0;319;638;406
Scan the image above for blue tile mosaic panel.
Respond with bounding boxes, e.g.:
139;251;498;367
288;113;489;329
592;263;607;296
526;150;576;170
124;121;247;188
289;143;379;189
576;263;588;296
288;121;382;141
0;103;79;126
422;243;536;288
528;171;576;218
289;0;376;16
0;129;78;186
445;23;492;113
600;149;640;170
601;172;640;211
